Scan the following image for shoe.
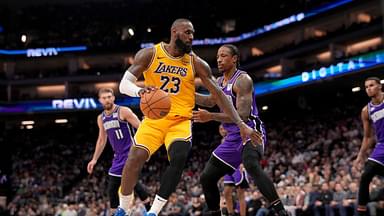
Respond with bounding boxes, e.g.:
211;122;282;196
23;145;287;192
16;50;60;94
114;207;127;216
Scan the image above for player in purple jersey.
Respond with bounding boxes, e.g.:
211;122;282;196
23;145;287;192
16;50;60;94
353;77;384;216
87;88;149;214
193;44;288;216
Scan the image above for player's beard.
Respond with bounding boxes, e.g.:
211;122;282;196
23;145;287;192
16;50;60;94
103;103;113;111
175;36;192;54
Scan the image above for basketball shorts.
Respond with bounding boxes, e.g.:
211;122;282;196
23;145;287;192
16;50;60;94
223;168;250;189
368;142;384;166
134;116;192;159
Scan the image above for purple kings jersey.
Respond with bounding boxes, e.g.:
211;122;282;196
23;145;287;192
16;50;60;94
217;70;262;136
367;101;384;165
102;105;135;176
212;70;266;170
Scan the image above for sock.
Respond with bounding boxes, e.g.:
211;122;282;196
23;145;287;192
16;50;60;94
119;192;134;213
148;194;168;215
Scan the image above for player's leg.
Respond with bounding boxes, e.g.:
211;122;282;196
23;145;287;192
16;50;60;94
357;160;384;216
235;171;249;216
118;147;148;212
116;118;165;215
200;155;234;216
236;187;246;216
242;141;288;216
147;140;191;215
223;183;235;215
133;181;151;210
108;175;122;214
147;119;193;215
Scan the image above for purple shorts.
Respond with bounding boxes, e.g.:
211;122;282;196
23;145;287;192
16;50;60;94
223;168;249;186
368;143;384;166
213;127;266;169
108;153;128;177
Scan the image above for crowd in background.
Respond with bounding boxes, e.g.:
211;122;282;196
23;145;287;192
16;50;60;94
1;104;383;216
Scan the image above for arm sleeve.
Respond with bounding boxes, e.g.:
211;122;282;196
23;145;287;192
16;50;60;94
119;70;143;97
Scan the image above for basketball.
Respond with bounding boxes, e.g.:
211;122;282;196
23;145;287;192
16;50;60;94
140;89;171;119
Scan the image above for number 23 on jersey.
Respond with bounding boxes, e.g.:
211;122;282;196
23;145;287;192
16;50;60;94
160;75;181;94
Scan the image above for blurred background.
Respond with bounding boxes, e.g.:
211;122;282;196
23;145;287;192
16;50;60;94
0;0;384;215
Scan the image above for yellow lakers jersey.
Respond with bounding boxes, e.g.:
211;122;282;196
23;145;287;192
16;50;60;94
144;42;195;118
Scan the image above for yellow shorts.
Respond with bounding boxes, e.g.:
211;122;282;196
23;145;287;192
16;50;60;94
134;117;192;158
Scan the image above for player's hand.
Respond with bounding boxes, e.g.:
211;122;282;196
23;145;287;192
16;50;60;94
138;86;157;96
353;155;365;171
87;159;97;174
192;108;212;123
238;122;263;146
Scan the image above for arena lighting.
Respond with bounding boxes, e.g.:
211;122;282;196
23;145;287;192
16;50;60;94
147;27;152;33
37;85;65;97
381;80;384;84
313;29;326;37
316;51;332;62
0;46;87;57
21;34;27;43
26;125;33;129
352;87;361;92
251;47;264;57
128;28;134;36
266;65;282;73
346;37;382;55
21;120;34;125
94;82;118;89
357;13;371;23
55;119;68;124
262;106;268;111
141;0;353;47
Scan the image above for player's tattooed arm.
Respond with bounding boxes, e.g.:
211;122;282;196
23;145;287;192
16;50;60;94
233;74;253;122
195;93;216;107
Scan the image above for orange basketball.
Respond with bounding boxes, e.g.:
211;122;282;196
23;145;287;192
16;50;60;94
140;89;171;119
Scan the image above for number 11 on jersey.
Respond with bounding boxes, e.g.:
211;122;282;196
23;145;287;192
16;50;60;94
115;129;124;140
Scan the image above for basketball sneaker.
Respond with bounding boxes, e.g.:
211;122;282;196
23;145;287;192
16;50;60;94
114;207;127;216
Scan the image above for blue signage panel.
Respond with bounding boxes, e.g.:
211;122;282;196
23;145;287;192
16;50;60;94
0;97;140;114
0;46;87;57
255;50;384;95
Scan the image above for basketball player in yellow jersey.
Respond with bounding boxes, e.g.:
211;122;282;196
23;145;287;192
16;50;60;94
116;18;262;216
